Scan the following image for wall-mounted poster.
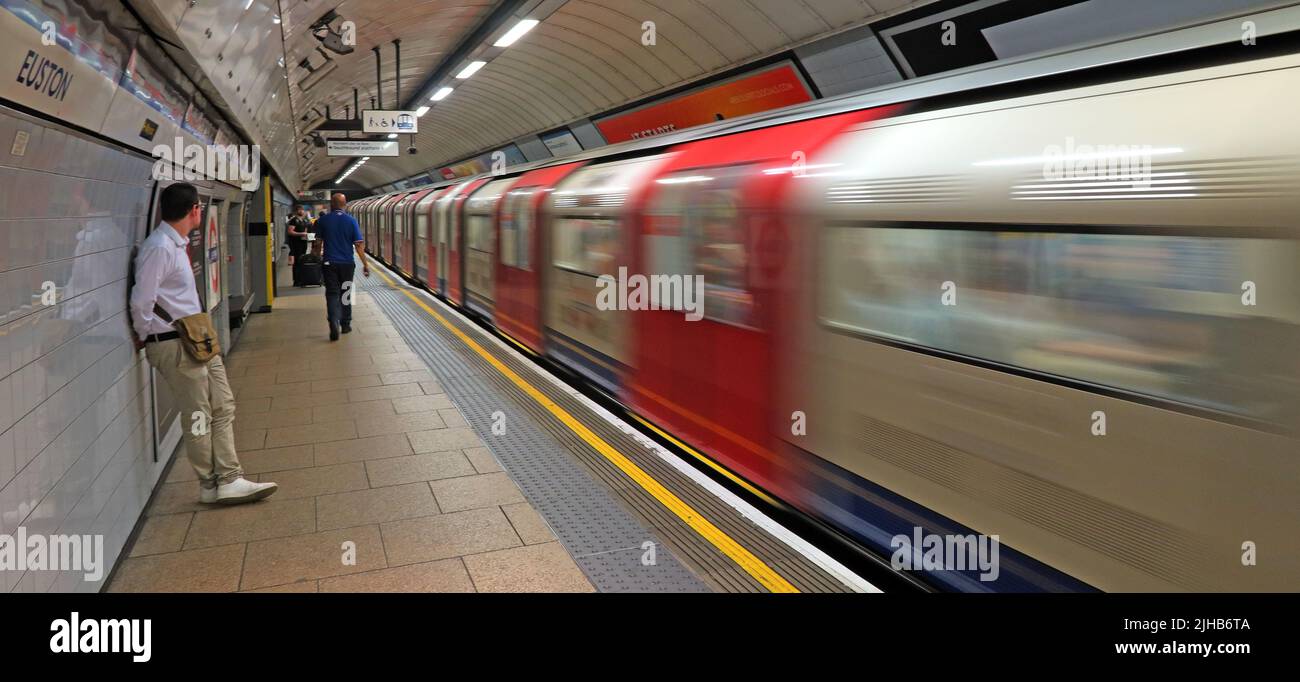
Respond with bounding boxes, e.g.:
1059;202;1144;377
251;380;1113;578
594;62;813;143
206;207;221;312
541;128;584;157
187;210;205;310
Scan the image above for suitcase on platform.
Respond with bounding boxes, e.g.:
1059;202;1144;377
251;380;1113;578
294;254;323;287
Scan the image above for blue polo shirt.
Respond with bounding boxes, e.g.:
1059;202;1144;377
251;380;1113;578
315;209;363;264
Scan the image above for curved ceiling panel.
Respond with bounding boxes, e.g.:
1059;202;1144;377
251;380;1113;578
285;0;921;187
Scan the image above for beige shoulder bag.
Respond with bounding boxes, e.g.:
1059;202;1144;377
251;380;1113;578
153;303;221;363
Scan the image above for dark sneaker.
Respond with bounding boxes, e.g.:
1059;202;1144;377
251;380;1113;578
341;324;352;334
329;322;340;341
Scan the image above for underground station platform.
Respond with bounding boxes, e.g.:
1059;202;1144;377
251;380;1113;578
107;259;873;594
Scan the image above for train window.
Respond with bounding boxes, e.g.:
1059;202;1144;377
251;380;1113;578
466;213;494;253
501;210;517;266
646;168;755;327
553;217;618;276
820;224;1300;422
501;190;534;271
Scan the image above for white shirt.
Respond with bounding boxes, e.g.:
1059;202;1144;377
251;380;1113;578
130;222;203;338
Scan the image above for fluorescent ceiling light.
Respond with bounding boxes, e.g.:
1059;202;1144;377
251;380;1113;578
431;87;453;101
456;61;486;79
415;106;430;117
388;133;397;139
494;19;538;47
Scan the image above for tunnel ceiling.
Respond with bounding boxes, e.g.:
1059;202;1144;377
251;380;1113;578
281;0;498;185
340;0;927;189
305;0;932;189
139;0;929;190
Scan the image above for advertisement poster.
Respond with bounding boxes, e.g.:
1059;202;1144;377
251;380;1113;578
541;128;584;157
206;209;221;312
594;62;813;143
187;223;205;310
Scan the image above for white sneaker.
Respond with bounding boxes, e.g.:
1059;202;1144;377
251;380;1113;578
199;485;218;504
215;477;278;505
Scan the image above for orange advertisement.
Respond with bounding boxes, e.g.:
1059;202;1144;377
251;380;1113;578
594;63;813;144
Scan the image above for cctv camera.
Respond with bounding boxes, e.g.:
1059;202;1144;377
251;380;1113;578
318;31;355;55
407;146;418;155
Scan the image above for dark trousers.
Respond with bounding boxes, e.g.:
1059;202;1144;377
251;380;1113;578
288;240;306;284
322;262;356;326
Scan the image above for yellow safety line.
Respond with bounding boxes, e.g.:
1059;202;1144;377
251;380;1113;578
373;269;798;593
628;413;780;507
497;329;540;358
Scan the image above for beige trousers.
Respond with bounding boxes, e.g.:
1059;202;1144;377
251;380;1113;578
145;338;243;486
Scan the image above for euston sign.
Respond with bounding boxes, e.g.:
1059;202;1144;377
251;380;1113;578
16;49;73;102
362;109;418;134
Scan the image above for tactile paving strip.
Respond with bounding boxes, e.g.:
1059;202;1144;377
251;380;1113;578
360;272;852;593
359;277;709;592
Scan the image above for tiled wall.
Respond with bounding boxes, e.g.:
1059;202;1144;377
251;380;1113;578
0;106;166;593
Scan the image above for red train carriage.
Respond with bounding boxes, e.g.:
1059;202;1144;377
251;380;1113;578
542;153;675;395
495;162;586;353
627;107;902;487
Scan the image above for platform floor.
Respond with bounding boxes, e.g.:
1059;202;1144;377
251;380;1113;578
108;266;593;593
108;257;867;593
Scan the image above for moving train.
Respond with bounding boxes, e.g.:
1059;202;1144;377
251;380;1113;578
353;30;1300;591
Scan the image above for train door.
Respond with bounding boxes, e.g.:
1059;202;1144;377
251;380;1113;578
413;191;439;284
463;177;518;319
392;192;413;276
355;199;371;253
435;182;474;296
542;154;672;395
496;162;585;352
435;178;487;303
436;195;450;295
383;194;399;264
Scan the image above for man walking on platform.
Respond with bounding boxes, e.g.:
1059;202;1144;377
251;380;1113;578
314;193;369;341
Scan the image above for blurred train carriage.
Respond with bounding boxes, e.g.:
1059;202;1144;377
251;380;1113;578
359;31;1300;592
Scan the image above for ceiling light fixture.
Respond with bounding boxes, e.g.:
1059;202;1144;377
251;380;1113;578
456;61;486;79
415;106;430;117
494;19;538;47
431;87;453;101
